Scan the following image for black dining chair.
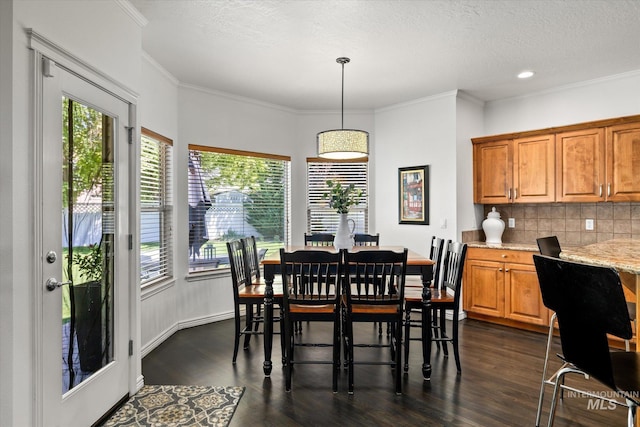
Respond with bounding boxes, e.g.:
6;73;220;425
405;241;467;375
533;254;640;427
535;236;637;426
226;239;283;364
403;236;445;371
304;233;335;246
343;249;408;395
353;233;379;246
279;248;343;392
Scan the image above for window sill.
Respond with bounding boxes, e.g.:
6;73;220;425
141;277;176;300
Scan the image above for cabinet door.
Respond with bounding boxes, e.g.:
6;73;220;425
504;263;548;326
464;259;504;317
606;122;640;201
512;134;555;203
556;128;606;202
473;140;512;204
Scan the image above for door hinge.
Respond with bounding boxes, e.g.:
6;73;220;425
126;126;133;145
128;234;133;250
129;340;133;357
42;57;55;78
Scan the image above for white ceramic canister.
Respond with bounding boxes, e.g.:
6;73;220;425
482;207;505;244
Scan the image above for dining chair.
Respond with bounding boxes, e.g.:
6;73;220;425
304;233;335;246
534;238;637;426
536;235;561;258
533;254;640;427
403;236;445;371
279;248;343;392
404;241;467;374
353;233;379;246
226;239;282;364
343;248;408;395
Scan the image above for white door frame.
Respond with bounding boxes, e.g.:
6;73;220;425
29;30;141;427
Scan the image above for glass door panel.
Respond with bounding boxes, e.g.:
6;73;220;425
60;97;115;392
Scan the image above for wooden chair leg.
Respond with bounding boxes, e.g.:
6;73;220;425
403;307;411;373
439;307;448;356
243;305;253;349
233;309;241;364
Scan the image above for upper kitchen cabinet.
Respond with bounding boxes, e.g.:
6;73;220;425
556;128;606;202
473;139;512;204
606;122;640;202
472;114;640;204
473;134;555;204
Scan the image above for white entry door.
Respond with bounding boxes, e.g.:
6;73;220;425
39;59;132;427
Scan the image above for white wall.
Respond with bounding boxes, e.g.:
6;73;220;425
373;92;458;256
455;92;485;231
138;55;181;354
4;1;142;425
484;71;640;135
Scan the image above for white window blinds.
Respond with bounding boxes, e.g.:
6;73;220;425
188;145;291;272
307;159;368;234
140;128;173;286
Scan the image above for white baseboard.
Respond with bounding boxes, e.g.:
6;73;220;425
141;310;235;358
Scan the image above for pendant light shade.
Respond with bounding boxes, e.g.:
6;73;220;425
317;57;369;159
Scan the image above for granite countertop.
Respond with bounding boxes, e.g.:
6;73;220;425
559;238;640;275
466;241;539;252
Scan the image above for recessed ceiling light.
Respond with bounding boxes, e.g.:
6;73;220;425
518;70;535;79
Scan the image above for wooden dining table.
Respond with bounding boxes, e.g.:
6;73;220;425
260;245;435;379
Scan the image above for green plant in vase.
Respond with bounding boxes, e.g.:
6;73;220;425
322;180;362;249
323;180;363;214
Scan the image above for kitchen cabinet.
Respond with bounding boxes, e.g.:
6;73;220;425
606;121;640;202
473;135;555;204
464;247;549;327
472;114;640;204
556;128;606;202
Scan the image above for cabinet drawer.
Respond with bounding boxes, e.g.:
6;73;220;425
467;247;535;265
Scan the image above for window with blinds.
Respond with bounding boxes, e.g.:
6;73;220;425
140;128;173;286
188;145;291;273
307;159;368;234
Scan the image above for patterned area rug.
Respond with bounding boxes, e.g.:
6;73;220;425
101;385;245;427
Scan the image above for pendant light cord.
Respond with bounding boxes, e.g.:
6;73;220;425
341;60;344;129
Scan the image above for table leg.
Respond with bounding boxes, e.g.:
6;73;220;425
421;284;432;380
420;264;433;380
263;267;274;377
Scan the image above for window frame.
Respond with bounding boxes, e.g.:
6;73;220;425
140;127;174;288
187;145;291;274
306;157;369;235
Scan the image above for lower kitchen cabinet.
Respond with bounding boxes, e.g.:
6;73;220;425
463;247;549;328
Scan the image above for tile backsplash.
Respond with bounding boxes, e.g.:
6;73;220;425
473;203;640;247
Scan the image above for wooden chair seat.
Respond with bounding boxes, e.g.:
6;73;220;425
405;287;454;304
238;284;283;299
350;304;399;315
289;303;337;314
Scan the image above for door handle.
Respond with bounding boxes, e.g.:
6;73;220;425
46;277;72;291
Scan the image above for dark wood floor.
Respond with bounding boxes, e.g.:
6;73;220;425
142;317;627;426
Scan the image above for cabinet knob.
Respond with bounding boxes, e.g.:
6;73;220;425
501;254;507;258
505;268;510;272
498;268;503;272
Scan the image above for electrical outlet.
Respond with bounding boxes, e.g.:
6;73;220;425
585;219;595;231
508;218;515;228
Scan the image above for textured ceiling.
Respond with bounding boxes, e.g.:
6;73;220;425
129;0;640;111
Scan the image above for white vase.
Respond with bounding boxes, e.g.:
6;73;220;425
482;207;505;245
334;214;355;250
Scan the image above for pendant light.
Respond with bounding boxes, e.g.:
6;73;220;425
317;57;369;159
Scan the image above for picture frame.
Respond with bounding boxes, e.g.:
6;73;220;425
398;165;429;225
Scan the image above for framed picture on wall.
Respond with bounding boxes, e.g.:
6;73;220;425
398;165;429;225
